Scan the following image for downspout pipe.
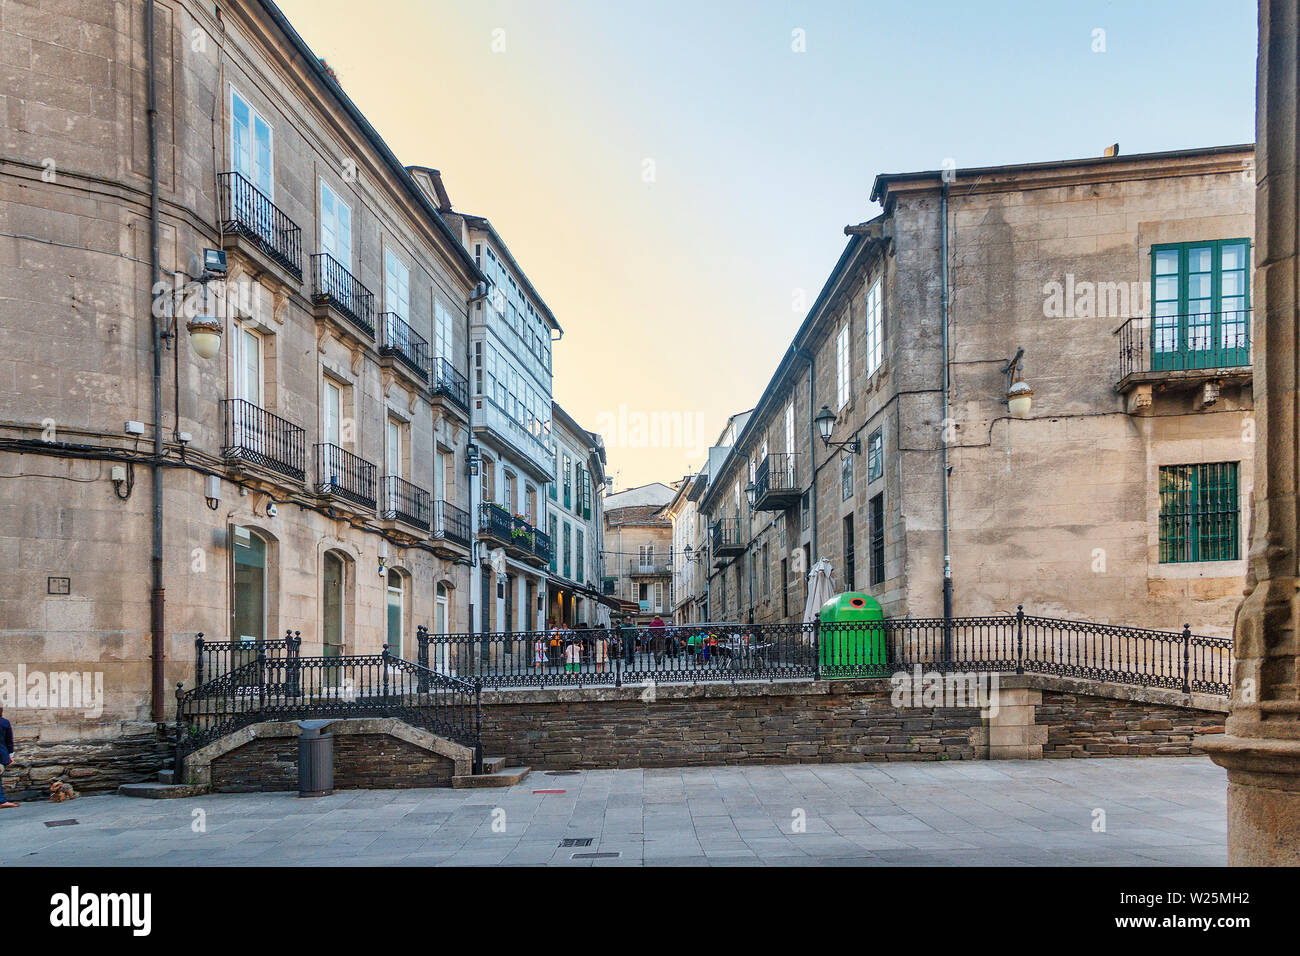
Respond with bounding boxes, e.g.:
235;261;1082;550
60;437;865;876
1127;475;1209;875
796;347;817;563
146;0;165;722
940;182;954;656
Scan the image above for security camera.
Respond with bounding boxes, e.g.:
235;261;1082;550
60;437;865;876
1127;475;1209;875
266;502;278;518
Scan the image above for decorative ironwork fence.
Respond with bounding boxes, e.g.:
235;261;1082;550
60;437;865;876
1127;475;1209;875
218;171;303;279
220;399;306;481
176;643;482;771
413;608;1232;696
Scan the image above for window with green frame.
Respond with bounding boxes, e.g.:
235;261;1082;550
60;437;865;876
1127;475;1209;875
548;514;558;572
581;469;592;519
1158;462;1240;563
562;521;572;578
563;455;572;509
1150;239;1250;371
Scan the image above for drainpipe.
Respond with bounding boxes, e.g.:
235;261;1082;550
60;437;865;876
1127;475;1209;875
146;0;166;722
796;347;817;563
940;182;954;654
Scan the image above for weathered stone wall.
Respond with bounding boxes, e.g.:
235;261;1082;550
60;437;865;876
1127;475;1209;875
209;731;457;792
2;729;172;802
1038;690;1226;757
481;680;987;769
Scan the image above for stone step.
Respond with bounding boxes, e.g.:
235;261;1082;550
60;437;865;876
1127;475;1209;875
157;769;176;784
481;755;507;774
451;766;530;789
119;782;209;799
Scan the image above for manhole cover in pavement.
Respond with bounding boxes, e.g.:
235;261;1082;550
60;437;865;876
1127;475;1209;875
572;851;620;859
559;838;593;847
44;819;78;828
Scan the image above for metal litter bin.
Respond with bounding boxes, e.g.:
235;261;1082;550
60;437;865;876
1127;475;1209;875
819;592;888;678
298;719;335;798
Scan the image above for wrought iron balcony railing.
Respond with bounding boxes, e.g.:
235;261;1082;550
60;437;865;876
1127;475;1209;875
433;500;472;548
381;475;431;531
1116;310;1252;382
379;313;430;381
478;502;516;543
532;527;552;565
218;171;303;280
711;519;743;557
311;253;375;339
433;357;470;412
220;399;306;482
315;442;377;510
754;452;801;511
628;558;672;576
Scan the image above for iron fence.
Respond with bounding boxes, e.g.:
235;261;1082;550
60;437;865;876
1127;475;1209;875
381;475;432;531
176;644;481;768
220;399;306;481
316;442;377;510
311;252;375;338
218;171;302;279
412;608;1232;696
432;357;469;411
379;312;430;380
434;500;472;548
1116;310;1252;381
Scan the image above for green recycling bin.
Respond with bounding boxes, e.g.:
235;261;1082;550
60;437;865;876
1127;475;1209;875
818;592;888;678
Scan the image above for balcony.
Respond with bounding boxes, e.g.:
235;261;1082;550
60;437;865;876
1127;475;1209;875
378;313;430;383
477;502;537;560
711;519;744;561
530;527;552;568
1115;312;1252;409
432;357;470;414
220;399;306;482
628;558;672;577
311;253;375;342
754;453;801;511
218;171;303;282
380;475;431;532
432;500;472;552
315;443;377;511
472;395;554;482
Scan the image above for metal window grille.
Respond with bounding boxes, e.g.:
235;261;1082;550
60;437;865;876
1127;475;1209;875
1158;462;1239;563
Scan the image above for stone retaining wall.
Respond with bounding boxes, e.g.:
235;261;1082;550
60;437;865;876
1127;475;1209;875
1037;690;1226;757
480;680;988;768
1;727;172;801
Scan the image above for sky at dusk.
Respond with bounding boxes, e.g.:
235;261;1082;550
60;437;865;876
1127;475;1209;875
272;0;1258;490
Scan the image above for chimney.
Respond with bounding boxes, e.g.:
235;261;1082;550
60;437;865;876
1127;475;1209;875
1103;143;1120;158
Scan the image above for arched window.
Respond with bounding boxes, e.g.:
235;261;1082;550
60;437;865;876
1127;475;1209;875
323;551;347;658
386;568;405;658
231;527;268;646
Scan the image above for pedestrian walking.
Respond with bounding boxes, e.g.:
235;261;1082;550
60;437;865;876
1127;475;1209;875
649;615;666;665
0;705;17;809
620;617;637;666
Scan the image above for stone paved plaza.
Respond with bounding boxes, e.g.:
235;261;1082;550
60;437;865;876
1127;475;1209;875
0;757;1227;867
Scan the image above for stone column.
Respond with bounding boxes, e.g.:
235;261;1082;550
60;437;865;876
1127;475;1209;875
1199;0;1300;865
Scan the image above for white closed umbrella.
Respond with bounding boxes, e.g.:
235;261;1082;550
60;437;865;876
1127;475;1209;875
803;558;837;624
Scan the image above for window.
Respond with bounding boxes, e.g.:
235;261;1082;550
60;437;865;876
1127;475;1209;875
869;493;885;587
322;379;343;446
1151;240;1251;370
867;429;883;483
230;87;273;196
800;492;810;532
550;449;559;500
232;323;263;406
785;402;795;455
231;527;267;645
563;522;572;578
386;569;405;659
781;557;789;618
322;551;347;664
384;250;410;320
842;516;855;592
1159;463;1240;563
562;455;572;509
319;180;352;267
549;515;558;573
864;279;883;376
582;469;592;519
434;302;453;364
386;417;404;479
761;543;770;599
841;452;854;500
576;530;585;584
836;323;851;409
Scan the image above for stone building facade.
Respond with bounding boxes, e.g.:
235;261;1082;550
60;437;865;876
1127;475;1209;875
0;0;494;782
691;145;1254;636
601;483;674;624
545;401;612;627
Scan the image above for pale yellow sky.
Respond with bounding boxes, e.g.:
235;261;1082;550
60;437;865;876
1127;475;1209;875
270;0;1257;490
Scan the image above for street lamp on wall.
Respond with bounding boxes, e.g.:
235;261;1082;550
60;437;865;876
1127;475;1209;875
160;248;227;360
466;441;481;477
744;482;757;508
1002;347;1033;419
814;405;861;454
